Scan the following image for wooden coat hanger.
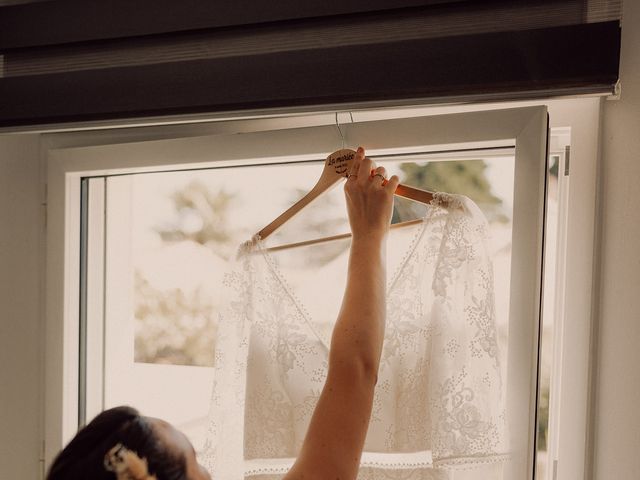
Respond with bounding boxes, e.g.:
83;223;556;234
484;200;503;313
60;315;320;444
248;148;437;253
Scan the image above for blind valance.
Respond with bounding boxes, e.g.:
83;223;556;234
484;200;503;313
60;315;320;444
0;0;622;129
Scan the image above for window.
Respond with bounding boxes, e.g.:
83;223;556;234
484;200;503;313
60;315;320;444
45;98;601;479
90;150;517;451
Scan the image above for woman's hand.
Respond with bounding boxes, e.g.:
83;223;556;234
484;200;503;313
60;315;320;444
344;147;400;243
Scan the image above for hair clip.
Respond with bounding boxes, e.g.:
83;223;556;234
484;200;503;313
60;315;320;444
104;443;158;480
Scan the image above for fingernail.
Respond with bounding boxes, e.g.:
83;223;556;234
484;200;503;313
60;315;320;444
357;146;364;153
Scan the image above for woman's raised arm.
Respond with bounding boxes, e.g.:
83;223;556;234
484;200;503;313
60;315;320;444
284;147;399;480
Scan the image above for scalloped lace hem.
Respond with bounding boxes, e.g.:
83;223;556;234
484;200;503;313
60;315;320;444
432;453;510;470
244;451;509;476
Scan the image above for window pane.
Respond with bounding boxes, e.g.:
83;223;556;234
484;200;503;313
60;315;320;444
101;153;515;452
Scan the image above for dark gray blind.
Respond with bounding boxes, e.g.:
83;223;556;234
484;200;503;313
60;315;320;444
0;0;622;78
0;0;622;128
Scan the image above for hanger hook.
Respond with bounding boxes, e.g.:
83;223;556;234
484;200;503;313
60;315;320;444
335;112;355;150
335;112;345;150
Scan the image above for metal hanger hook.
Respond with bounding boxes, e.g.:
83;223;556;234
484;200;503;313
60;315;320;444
335;112;354;150
335;112;345;149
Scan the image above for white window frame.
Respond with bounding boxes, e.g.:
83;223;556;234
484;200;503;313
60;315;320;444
42;97;602;479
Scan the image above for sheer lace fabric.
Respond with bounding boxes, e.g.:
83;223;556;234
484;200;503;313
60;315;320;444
201;193;508;480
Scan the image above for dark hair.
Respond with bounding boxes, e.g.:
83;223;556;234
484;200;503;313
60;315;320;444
46;406;187;480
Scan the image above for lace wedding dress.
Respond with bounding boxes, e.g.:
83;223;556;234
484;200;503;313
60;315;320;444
201;193;508;480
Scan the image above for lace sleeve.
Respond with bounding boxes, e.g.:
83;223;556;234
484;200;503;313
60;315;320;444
428;196;509;469
200;250;254;480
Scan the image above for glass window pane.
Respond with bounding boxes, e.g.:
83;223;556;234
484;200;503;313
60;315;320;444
100;152;516;454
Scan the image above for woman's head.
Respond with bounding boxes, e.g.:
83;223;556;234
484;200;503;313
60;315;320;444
46;406;211;480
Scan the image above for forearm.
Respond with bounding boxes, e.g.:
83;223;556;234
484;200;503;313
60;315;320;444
328;235;387;381
284;148;397;480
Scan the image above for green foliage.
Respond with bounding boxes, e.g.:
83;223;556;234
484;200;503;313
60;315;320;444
399;160;509;223
156;180;237;251
537;383;550;451
134;271;216;367
136;180;234;366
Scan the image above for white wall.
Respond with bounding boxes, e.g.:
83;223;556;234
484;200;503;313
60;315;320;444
592;1;640;478
0;133;43;479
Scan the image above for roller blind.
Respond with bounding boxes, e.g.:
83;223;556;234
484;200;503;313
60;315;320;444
0;0;622;129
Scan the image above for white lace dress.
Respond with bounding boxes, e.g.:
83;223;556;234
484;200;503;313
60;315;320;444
201;193;508;480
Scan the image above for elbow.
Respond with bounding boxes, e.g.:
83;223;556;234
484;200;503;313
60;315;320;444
359;358;379;386
329;354;379;387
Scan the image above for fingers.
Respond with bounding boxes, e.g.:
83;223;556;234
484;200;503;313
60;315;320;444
343;146;398;240
347;147;364;181
357;155;375;188
371;166;387;187
384;174;400;194
347;147;396;191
